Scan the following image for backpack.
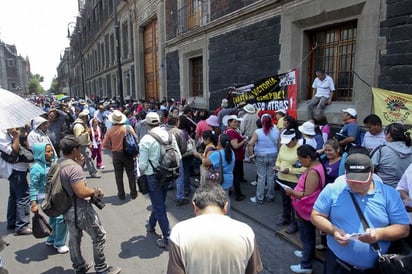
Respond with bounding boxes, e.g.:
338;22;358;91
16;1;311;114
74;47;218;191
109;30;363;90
148;131;180;184
41;159;76;217
123;125;139;157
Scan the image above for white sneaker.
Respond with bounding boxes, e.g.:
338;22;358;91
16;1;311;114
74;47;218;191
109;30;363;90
56;245;69;254
250;181;257;186
290;264;312;274
294;250;303;258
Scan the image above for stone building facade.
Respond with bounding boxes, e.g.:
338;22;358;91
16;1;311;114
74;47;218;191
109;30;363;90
66;0;411;122
0;41;30;95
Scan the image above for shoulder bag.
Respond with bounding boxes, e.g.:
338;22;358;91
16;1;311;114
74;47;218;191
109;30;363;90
205;151;223;184
349;192;412;274
32;213;53;239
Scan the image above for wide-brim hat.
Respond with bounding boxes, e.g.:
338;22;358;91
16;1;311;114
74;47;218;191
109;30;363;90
206;115;219;127
109;110;127;124
243;104;256;114
222;115;242;126
344;153;373;183
298;121;316;136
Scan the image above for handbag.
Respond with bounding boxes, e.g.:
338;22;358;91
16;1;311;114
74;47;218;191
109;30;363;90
349;193;412;273
137;175;149;195
32;213;53;239
205;151;223;184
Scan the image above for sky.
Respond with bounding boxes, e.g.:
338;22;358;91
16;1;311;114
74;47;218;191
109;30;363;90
0;0;79;90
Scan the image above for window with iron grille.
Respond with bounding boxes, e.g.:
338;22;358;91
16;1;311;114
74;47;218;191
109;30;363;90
190;56;203;97
308;21;357;101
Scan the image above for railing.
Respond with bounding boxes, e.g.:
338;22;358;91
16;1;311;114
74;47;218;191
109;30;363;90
176;0;209;35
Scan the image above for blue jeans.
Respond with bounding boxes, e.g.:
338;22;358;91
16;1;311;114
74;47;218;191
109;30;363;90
7;170;30;232
307;96;329;119
323;249;375;274
47;215;68;248
175;159;185;200
64;204;107;272
80;146;97;176
297;219;316;269
182;156;193;194
147;175;170;241
255;153;277;201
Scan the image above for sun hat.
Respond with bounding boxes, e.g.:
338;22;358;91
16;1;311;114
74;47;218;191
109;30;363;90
344;153;373;183
108;110;127;124
243;104;256;114
280;129;296;145
206;115;219;127
145;112;160;126
298;121;316;136
342;108;357;117
222;115;242;127
78;110;89;118
31;117;48;130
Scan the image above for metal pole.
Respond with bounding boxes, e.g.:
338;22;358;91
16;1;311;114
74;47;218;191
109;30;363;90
114;0;124;107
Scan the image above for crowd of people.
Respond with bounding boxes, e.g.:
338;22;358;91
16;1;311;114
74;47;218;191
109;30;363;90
1;91;412;274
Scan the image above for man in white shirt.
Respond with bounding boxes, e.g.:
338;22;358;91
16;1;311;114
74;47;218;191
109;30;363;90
307;69;335;119
167;182;263;274
362;114;386;152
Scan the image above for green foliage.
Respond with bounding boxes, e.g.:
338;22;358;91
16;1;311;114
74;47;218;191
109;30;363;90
27;74;45;94
48;77;60;94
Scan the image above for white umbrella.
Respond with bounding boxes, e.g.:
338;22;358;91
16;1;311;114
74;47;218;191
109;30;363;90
0;88;45;130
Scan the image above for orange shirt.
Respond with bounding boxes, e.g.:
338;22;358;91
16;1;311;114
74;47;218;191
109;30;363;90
103;124;138;152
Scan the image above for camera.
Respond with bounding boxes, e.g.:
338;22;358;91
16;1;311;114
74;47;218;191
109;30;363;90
90;196;105;210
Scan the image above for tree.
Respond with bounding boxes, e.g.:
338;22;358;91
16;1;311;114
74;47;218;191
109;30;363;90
48;77;60;94
27;74;45;94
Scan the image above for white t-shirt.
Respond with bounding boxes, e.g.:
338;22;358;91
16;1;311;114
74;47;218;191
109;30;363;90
168;214;262;274
396;163;412;224
312;75;335;98
362;130;386;151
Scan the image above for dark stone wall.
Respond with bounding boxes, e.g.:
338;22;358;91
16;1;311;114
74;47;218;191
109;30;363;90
208;16;281;109
166;50;180;100
378;0;412;94
210;0;258;21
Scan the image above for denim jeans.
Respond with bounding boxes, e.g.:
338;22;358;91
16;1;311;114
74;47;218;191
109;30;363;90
47;215;68;248
80;146;98;176
323;249;375;274
307;96;329;119
112;151;137;196
175;159;185;200
182;156;193;194
278;179;296;223
147;175;170;241
7;170;30;231
233;160;244;197
297;219;316;269
255;153;277;201
64;204;107;272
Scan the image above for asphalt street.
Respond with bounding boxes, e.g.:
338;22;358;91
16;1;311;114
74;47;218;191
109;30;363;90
0;151;324;273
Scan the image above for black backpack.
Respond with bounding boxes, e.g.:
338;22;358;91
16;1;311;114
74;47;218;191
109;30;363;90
123;125;139;157
41;159;76;217
148;131;180;184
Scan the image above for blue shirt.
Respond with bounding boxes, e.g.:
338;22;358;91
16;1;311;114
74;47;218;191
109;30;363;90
314;174;409;269
208;150;235;190
340;121;361;145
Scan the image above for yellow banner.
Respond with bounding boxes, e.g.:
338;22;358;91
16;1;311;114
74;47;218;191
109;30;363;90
372;87;412;125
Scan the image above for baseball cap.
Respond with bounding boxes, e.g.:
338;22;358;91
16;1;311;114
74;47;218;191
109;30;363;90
280;129;296;144
60;136;80;152
342;108;357;117
276;109;287;115
344;153;373;183
145;112;160;126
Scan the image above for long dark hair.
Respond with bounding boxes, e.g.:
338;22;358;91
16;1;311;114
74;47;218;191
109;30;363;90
218;133;233;163
385;123;411;146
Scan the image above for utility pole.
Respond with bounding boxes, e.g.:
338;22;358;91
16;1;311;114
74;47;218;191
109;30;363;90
114;0;124;107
